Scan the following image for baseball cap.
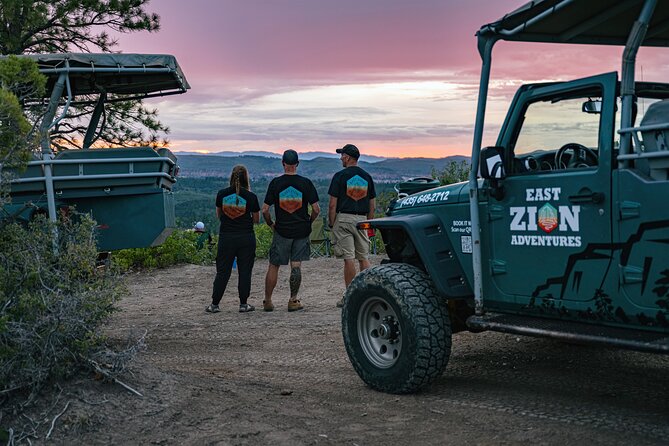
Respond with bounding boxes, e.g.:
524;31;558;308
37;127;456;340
282;149;299;165
336;144;360;159
195;221;205;231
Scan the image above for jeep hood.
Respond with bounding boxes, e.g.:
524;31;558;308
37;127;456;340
392;181;470;212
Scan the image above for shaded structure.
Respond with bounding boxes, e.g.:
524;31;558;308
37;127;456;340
4;53;190;250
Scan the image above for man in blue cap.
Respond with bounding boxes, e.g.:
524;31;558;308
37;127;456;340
327;144;376;307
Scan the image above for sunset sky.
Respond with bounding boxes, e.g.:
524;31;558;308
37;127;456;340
117;0;668;158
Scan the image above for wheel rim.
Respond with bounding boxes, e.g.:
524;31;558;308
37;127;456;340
357;296;402;369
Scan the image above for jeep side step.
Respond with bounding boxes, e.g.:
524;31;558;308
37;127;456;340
466;313;669;354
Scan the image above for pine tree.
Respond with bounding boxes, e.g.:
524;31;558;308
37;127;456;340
0;0;169;149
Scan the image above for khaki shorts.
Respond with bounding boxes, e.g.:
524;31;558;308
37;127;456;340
331;213;370;260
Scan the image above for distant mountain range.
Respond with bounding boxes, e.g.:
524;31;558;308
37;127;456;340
174;150;386;163
176;153;470;181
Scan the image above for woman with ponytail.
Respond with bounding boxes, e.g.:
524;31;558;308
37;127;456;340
206;165;260;313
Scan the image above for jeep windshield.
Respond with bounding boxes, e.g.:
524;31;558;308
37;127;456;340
507;81;669;174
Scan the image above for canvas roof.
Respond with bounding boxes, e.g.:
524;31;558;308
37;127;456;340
478;0;669;47
2;53;190;98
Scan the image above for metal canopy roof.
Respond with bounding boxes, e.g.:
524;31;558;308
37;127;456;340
478;0;669;47
2;53;191;98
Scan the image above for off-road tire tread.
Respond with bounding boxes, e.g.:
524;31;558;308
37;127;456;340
342;263;452;394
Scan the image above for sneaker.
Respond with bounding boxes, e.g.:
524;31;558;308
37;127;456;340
205;304;220;313
336;298;345;308
263;300;275;312
287;299;304;312
239;304;255;313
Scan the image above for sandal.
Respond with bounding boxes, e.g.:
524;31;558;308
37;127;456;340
239;304;255;313
263;300;275;312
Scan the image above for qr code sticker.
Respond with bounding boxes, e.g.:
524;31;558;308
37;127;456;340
461;236;472;254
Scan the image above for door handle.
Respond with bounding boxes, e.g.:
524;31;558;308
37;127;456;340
568;191;604;204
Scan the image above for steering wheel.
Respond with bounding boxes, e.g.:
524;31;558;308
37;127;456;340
554;143;598;169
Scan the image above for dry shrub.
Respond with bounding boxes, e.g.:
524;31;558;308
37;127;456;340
0;214;133;441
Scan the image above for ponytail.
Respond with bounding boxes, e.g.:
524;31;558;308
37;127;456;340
234;172;241;196
229;165;250;205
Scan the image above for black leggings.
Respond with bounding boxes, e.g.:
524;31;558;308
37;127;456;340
211;232;256;305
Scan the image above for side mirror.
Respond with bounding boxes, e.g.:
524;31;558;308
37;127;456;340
582;99;602;114
480;146;506;180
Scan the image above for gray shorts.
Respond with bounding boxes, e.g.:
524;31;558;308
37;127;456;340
269;232;311;265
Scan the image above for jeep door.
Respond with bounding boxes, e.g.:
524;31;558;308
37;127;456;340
485;73;617;313
614;90;669;325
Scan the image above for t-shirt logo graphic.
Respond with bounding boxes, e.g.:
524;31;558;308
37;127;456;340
222;194;246;219
279;186;302;214
346;175;368;201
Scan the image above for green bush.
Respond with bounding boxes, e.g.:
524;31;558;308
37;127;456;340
0;215;125;397
370;232;386;255
114;225;277;271
254;224;273;259
112;222;385;273
431;160;470;185
0;58;136;439
113;229;216;270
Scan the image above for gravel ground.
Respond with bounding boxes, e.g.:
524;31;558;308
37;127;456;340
16;256;669;445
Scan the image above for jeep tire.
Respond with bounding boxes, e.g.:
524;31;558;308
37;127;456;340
341;264;452;394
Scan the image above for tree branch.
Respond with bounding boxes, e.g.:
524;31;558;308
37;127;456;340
45;400;70;440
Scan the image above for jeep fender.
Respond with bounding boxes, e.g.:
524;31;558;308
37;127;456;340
366;213;472;299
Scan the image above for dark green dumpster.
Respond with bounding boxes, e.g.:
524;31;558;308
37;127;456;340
3;53;190;251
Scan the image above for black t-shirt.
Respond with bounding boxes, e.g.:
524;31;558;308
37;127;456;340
215;186;260;234
264;174;319;239
328;166;376;215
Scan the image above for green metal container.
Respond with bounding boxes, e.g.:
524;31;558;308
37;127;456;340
397;177;440;196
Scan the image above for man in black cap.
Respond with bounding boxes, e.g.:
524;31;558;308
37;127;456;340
327;144;376;307
262;149;320;312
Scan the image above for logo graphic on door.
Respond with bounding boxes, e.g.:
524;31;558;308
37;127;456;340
346;175;368;201
509;188;582;247
538;203;558;233
222;194;246;219
279;186;302;214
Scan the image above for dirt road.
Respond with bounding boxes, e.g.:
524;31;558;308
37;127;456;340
43;257;669;445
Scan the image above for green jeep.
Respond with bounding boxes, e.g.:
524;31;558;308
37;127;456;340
341;0;669;394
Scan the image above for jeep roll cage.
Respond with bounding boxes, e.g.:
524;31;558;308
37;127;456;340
469;0;669;316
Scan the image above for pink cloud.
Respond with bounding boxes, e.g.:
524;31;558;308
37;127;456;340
114;1;669;158
119;0;518;83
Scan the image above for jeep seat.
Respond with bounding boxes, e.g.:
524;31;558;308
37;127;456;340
640;99;669;180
